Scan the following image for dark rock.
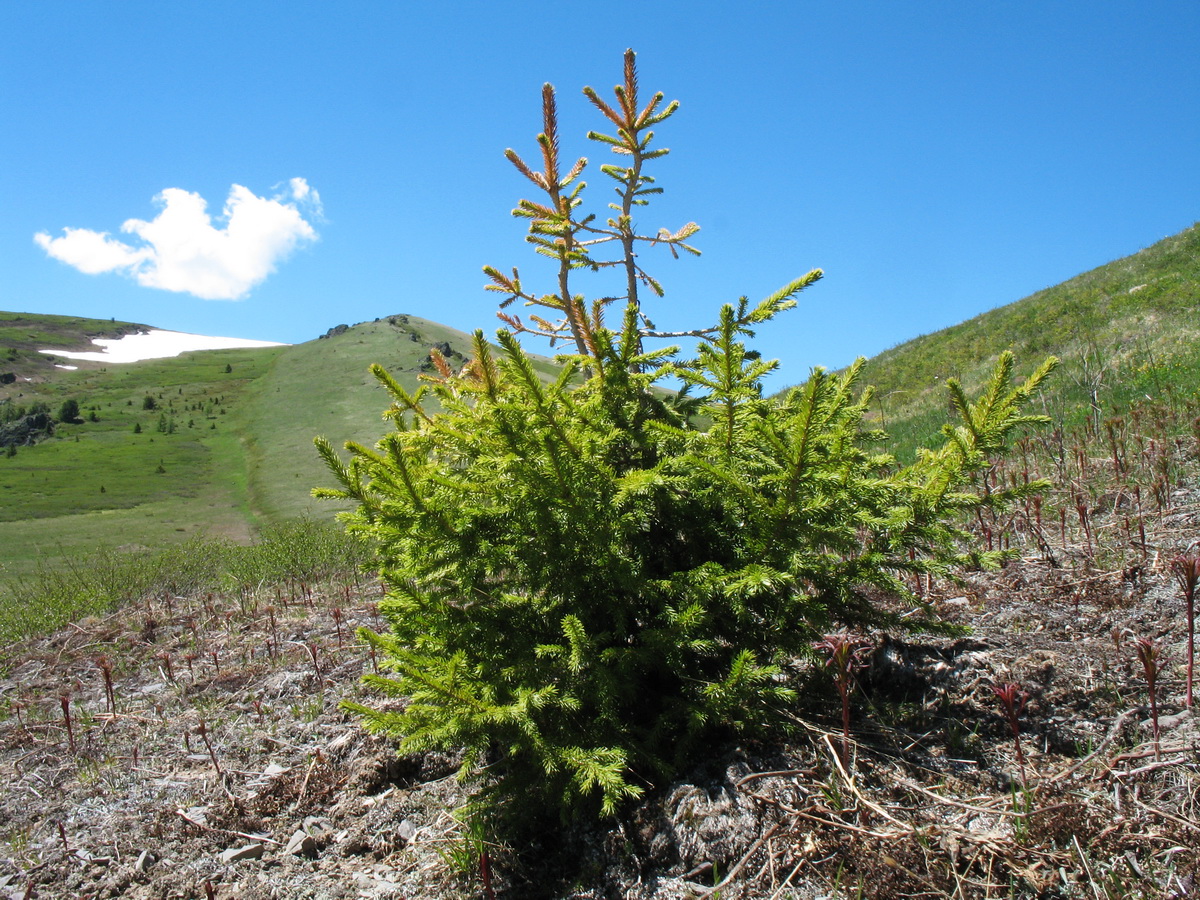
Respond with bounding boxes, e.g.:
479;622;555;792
317;324;350;340
0;411;54;448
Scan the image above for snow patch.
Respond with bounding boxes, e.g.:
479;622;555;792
55;364;79;370
40;329;289;364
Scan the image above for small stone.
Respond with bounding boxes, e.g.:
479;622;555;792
285;830;317;857
183;806;210;825
219;843;265;863
397;819;417;843
303;816;333;838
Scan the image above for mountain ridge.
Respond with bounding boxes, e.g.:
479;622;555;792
4;219;1199;577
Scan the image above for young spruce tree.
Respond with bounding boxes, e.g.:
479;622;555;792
316;50;1056;820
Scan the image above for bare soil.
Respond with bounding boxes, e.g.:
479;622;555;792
2;514;1199;898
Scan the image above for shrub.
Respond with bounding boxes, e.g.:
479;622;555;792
58;398;80;424
317;51;1055;820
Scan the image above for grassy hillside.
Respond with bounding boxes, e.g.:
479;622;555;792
238;314;485;520
0;313;487;583
0;310;147;382
844;223;1200;457
0;343;285;580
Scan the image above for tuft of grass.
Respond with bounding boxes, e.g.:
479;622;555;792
0;519;371;648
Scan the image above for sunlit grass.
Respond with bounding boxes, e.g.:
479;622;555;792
0;518;372;648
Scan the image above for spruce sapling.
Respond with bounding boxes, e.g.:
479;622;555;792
321;50;1057;824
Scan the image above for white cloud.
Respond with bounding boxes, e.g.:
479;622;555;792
34;179;320;300
33;227;151;275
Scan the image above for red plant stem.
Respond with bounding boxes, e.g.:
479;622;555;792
307;643;323;682
332;608;344;649
1187;596;1195;709
481;847;495;900
97;658;115;713
1171;555;1198;709
60;695;75;754
1135;638;1163;750
1147;680;1161;744
838;681;852;767
992;683;1027;786
197;719;222;776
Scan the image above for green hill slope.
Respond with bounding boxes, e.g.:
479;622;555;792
0;311;147;382
848;223;1200;456
0;313;486;583
238;314;485;521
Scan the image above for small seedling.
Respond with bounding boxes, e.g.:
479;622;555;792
332;607;345;649
814;634;871;768
59;693;76;755
1134;637;1165;750
991;682;1028;785
95;657;115;714
305;642;323;682
196;719;222;776
1170;551;1198;708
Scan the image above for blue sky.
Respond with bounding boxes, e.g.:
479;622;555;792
2;2;1197;390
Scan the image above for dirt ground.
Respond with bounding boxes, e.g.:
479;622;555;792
2;505;1199;898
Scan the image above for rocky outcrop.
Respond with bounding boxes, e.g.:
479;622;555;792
0;411;53;448
317;324;350;340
